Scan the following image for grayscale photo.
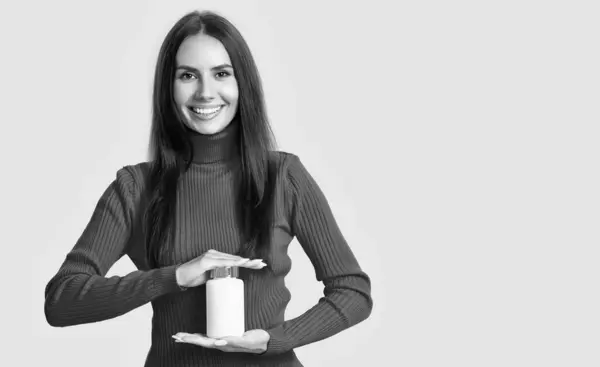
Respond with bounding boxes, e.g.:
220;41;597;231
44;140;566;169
1;1;597;366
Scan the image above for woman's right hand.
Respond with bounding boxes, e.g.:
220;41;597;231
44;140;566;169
175;249;266;288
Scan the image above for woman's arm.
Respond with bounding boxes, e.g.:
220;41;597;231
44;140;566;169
44;166;182;327
262;155;373;355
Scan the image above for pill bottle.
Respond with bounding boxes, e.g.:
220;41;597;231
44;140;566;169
206;266;245;338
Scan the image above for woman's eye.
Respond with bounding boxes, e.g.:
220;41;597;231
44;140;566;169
216;71;231;78
180;72;196;80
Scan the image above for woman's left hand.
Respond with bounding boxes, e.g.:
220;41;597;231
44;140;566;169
172;329;270;354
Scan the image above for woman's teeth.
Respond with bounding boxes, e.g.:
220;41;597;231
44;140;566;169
189;106;223;119
192;106;220;114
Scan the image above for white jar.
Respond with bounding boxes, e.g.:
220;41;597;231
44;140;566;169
206;266;245;338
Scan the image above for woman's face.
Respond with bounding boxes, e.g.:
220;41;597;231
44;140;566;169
173;34;239;135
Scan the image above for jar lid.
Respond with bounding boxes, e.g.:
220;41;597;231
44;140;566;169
209;266;239;279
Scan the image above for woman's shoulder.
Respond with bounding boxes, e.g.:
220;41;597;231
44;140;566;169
110;160;154;194
268;150;314;184
269;149;296;162
268;150;302;172
120;160;153;178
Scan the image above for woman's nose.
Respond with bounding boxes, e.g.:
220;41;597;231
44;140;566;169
194;79;215;99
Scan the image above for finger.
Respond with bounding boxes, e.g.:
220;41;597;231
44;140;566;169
218;336;264;353
173;333;223;348
215;339;228;346
206;258;251;270
239;259;267;269
173;333;215;347
215;258;259;267
205;250;266;267
206;258;250;269
219;335;246;347
205;250;247;261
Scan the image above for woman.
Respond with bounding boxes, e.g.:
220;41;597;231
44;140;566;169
44;10;373;366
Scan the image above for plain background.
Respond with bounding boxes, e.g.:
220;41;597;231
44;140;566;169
0;0;598;366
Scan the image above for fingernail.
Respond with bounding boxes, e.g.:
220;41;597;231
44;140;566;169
172;335;183;342
215;340;227;346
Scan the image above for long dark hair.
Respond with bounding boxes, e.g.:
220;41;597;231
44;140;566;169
143;10;277;268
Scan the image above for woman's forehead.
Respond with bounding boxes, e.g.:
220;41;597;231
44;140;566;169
176;34;232;68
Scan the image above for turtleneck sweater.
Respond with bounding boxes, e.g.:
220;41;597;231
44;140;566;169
44;121;373;367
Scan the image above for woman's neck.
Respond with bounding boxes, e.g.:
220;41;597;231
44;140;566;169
186;120;240;164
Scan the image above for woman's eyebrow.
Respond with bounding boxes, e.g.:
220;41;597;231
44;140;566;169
176;64;233;72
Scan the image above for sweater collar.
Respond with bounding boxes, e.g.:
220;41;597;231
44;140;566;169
186;120;240;164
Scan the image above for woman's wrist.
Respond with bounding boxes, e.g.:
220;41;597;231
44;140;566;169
175;265;189;290
175;264;207;289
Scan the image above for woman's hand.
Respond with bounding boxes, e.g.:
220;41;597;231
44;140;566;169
175;249;266;288
172;329;270;354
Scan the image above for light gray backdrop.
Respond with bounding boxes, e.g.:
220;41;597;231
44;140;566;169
1;0;598;366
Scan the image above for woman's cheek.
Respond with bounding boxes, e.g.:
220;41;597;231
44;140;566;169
222;80;239;101
173;82;194;104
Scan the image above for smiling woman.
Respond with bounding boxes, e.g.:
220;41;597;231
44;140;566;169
43;10;373;367
173;34;239;135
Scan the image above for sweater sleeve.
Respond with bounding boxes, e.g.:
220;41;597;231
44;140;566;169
44;166;182;327
262;155;373;355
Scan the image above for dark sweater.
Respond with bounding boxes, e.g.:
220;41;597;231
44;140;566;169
44;121;373;366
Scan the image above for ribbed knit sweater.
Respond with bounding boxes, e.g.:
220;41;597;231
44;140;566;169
44;121;373;367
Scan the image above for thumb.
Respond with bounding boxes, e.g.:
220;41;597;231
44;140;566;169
219;335;245;346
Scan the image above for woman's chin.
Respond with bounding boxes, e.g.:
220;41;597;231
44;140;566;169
185;120;231;135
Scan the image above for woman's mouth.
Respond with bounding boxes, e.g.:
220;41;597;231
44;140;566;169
188;105;224;120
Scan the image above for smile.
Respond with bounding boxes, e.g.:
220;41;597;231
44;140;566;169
188;105;224;120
